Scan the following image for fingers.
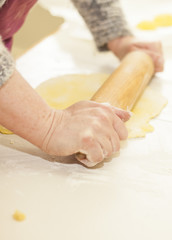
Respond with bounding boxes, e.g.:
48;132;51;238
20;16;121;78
134;41;163;55
132;42;164;72
113;107;131;122
143;49;164;72
77;113;128;166
113;116;128;140
70;99;131;123
99;104;129;140
143;47;164;72
66;101;130;167
77;137;104;165
88;102;129;140
99;102;131;122
97;135;115;158
78;131;120;167
110;131;120;153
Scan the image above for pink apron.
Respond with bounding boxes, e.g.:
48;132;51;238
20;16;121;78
0;0;37;50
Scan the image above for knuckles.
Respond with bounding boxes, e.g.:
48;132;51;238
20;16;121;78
115;141;120;152
81;135;95;146
91;107;112;123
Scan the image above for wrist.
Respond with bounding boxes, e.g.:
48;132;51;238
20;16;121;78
0;70;62;150
40;109;64;154
107;35;135;59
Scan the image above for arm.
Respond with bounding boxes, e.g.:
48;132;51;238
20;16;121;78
0;70;130;167
0;69;55;148
71;0;132;50
71;0;164;72
0;38;130;167
0;37;54;147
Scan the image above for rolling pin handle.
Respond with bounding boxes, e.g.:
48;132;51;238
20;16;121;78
75;51;154;165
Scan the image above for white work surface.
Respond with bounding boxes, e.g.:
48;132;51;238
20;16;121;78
1;1;172;239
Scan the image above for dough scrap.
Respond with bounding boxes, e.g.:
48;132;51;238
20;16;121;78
154;14;172;27
36;74;167;138
137;21;157;30
137;14;172;30
13;210;26;221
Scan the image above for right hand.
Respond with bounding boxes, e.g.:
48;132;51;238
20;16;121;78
41;101;130;167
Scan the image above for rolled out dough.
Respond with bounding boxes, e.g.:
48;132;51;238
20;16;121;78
0;73;167;137
35;74;167;138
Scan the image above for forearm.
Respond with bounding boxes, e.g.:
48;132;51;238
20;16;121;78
71;0;132;50
0;70;55;148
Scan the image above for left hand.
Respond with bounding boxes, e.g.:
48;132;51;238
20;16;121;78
107;36;164;72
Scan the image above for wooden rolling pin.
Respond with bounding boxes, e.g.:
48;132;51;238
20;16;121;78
91;50;154;110
76;51;154;161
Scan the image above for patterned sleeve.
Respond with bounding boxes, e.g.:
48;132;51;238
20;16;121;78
0;36;15;87
71;0;132;50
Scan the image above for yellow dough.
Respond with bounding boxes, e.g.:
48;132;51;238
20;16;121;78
36;74;167;138
126;87;167;138
137;21;157;30
154;14;172;27
36;74;108;110
137;14;172;30
13;210;26;221
0;125;12;134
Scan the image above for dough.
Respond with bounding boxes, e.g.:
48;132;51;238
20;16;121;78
137;14;172;30
13;210;26;221
36;73;108;110
154;14;172;27
137;21;157;30
36;74;167;138
126;87;167;138
0;125;12;134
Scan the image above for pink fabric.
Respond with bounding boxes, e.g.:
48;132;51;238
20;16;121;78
0;0;37;50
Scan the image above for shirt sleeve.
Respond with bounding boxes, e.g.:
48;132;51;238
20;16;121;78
0;36;15;87
0;0;6;8
71;0;132;50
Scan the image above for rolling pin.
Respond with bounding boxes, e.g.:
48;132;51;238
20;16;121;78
76;50;154;161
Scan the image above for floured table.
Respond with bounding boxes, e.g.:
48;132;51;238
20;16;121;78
1;10;172;240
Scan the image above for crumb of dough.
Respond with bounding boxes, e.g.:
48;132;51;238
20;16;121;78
13;210;26;221
137;21;157;30
154;14;172;27
10;140;14;144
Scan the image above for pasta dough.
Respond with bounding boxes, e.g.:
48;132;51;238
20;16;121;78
0;74;167;137
137;14;172;30
154;14;172;27
137;21;157;30
36;74;167;138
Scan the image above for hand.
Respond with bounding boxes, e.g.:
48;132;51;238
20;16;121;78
107;36;164;72
41;101;130;167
